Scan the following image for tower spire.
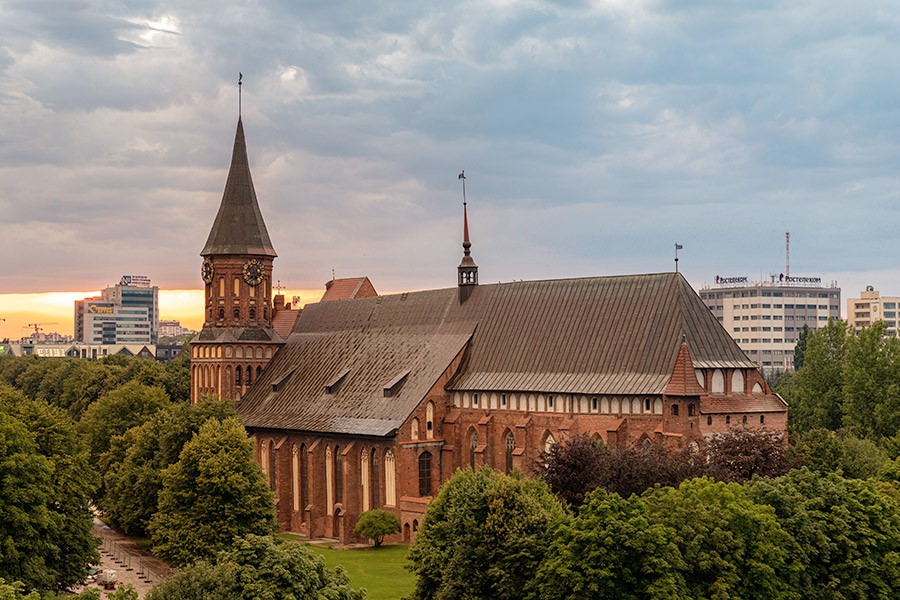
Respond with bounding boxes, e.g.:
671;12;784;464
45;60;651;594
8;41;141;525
457;170;478;303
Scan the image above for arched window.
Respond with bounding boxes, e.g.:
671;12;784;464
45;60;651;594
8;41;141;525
233;277;240;296
384;450;396;506
300;444;309;514
334;446;343;503
256;366;262;379
468;429;479;470
246;365;252;385
426;402;434;439
411;418;420;440
361;450;370;512
731;370;745;394
644;398;651;412
260;440;269;483
233;307;240;320
218;307;225;320
371;449;380;509
268;440;276;491
325;446;334;515
249;308;256;320
291;445;300;512
256;346;263;359
219;278;225;297
235;366;242;386
504;431;515;474
418;451;432;497
711;369;725;394
543;432;556;454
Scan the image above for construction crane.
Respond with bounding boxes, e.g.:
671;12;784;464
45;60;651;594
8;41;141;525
25;322;58;335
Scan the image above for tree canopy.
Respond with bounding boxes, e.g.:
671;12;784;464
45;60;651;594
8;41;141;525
407;467;566;600
148;417;277;566
145;535;364;600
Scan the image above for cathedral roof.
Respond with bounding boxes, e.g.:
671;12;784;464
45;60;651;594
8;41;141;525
238;272;760;437
201;118;277;257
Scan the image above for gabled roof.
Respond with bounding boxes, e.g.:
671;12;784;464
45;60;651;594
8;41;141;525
321;277;377;302
201;118;277;257
239;272;759;437
272;309;301;340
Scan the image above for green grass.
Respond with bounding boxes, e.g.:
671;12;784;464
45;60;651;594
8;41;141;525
291;538;415;600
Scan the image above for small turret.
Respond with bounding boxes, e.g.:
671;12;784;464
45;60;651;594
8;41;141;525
457;171;478;303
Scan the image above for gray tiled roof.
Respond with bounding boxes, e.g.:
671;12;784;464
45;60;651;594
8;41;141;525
238;272;756;436
201;119;277;257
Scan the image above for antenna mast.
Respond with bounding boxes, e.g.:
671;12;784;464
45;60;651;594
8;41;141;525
785;231;790;283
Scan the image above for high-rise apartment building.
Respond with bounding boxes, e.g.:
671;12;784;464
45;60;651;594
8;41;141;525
699;275;840;373
847;287;900;335
74;276;159;344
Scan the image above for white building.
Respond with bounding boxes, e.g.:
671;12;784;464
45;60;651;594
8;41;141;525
699;274;840;373
74;275;159;344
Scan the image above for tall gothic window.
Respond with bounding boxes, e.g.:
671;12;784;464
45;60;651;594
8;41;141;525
426;402;434;439
235;366;242;386
268;440;276;491
325;446;334;515
469;430;478;470
300;444;309;514
505;431;515;474
418;451;432;497
334;446;343;504
361;450;370;512
371;449;380;509
384;450;396;506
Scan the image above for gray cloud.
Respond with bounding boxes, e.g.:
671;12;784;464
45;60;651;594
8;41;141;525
1;0;900;298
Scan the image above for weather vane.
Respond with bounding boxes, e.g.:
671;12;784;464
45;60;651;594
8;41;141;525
674;242;683;273
458;170;466;206
238;72;243;117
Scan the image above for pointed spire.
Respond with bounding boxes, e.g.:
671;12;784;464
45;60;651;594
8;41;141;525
201;118;277;257
664;336;706;396
457;171;478;302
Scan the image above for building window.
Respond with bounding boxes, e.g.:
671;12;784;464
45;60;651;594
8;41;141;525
426;402;434;439
472;393;479;406
543;432;556;454
249;307;256;320
707;415;712;426
235;366;242;386
742;415;747;425
505;431;515;474
233;308;240;320
384;450;396;506
360;450;370;512
246;365;252;385
219;278;225;297
501;393;507;407
218;307;225;320
469;430;478;470
688;404;695;417
233;278;240;296
268;441;276;491
726;415;731;425
547;395;554;409
760;415;765;424
411;418;420;440
418;451;432;497
371;449;379;509
592;397;598;411
672;404;679;416
644;398;651;412
300;444;308;514
325;446;334;514
334;446;343;503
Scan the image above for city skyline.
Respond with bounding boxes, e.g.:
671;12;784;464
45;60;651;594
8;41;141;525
2;2;900;336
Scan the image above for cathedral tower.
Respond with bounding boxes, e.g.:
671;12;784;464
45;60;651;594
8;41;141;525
191;118;284;403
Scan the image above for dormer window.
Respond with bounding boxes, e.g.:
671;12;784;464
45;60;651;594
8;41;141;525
384;370;410;398
325;368;350;395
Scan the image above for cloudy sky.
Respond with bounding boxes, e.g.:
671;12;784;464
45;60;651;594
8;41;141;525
1;0;899;334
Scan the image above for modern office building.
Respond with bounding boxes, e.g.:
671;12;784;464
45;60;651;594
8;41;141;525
74;276;159;344
699;275;841;373
847;287;900;335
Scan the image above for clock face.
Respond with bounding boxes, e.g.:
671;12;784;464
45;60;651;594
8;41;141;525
242;259;264;287
201;259;214;284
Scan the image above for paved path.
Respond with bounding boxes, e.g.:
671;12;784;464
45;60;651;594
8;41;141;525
72;518;173;599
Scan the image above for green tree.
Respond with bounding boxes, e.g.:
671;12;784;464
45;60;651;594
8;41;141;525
146;534;364;600
794;324;811;370
407;467;566;600
77;380;171;462
793;428;890;479
148;418;277;566
786;319;849;433
0;386;99;591
354;509;401;547
101;399;237;536
0;578;39;600
842;322;900;440
748;468;900;599
643;478;800;600
107;584;139;600
529;490;687;600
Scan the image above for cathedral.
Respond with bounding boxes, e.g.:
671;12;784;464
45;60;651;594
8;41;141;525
190;118;788;543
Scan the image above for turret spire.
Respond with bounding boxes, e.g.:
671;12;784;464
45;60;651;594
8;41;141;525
457;170;478;302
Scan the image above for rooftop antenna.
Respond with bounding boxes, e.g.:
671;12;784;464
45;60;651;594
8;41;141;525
238;72;243;118
674;242;683;273
785;231;790;284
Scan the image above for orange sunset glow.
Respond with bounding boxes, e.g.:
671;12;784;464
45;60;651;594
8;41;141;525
0;289;324;341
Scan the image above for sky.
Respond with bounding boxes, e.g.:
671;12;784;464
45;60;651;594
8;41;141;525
2;0;899;338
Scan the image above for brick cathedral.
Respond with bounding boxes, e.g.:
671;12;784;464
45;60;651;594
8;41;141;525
190;118;788;544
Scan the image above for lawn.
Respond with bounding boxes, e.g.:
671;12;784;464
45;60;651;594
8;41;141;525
280;535;415;600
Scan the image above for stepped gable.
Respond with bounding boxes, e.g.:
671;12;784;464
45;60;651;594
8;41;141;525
238;272;757;437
